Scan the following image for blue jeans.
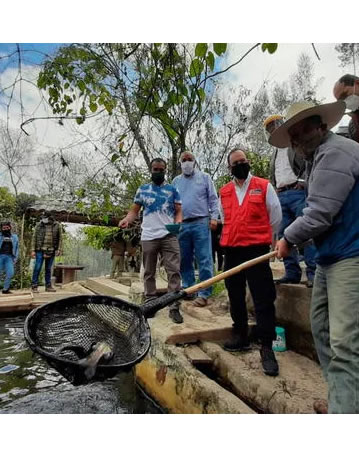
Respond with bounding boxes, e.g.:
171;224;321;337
0;254;15;290
278;189;316;281
32;251;55;287
178;218;213;298
311;257;359;413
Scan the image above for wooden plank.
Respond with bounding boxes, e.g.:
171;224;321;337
85;278;130;296
184;345;213;365
166;327;234;345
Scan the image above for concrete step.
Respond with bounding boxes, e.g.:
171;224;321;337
84;277;131;297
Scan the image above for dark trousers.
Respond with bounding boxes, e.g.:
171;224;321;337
224;244;276;347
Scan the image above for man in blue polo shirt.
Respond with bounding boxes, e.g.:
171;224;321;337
172;151;219;307
119;158;183;324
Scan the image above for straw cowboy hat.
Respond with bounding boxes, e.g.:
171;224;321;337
269;100;346;148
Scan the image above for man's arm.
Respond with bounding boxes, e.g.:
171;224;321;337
56;223;63;255
266;183;282;237
119;203;141;228
284;145;359;245
174;203;182;223
206;174;219;230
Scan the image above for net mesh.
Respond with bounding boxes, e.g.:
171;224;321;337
25;295;151;385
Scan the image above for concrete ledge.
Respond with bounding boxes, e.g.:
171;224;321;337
135;332;255;414
202;342;327;414
247;283;317;360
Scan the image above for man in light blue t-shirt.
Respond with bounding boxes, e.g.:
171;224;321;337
119;158;183;324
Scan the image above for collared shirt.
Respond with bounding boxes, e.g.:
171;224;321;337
172;169;219;220
134;182;181;241
218;173;282;236
274;148;298;188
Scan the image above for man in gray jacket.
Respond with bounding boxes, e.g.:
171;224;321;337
264;115;316;287
271;100;359;414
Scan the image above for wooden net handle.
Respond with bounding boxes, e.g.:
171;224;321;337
184;250;277;295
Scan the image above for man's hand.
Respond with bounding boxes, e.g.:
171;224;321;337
209;219;218;231
119;218;129;228
276;239;292;259
31;251;36;259
55;250;61;257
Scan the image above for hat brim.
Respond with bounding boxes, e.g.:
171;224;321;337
269;101;346;148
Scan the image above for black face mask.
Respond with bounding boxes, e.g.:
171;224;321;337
1;230;11;237
231;162;250;180
151;171;165;185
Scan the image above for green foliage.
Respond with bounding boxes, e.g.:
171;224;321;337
261;43;278;54
82;225;139;251
0;187;16;218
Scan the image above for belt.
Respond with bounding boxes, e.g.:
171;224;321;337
182;216;208;223
277;182;299;193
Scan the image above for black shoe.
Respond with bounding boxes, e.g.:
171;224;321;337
31;285;39;294
223;333;250;352
2;289;11;294
275;276;301;285
260;346;279;376
169;308;183;324
306;279;314;288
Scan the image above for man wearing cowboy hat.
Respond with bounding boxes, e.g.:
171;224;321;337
270;100;359;413
264;114;316;288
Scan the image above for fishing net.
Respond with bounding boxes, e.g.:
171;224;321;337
24;295;151;385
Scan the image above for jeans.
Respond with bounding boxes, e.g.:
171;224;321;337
141;234;181;310
278;189;316;281
178;218;213;299
311;257;359;413
224;244;276;346
0;254;15;290
32;251;55;287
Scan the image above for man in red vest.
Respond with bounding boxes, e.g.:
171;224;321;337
220;148;282;376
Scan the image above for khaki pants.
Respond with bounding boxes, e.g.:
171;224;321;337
141;234;181;309
111;255;124;278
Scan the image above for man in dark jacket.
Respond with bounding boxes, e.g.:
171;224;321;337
272;100;359;413
31;211;62;293
264;115;316;287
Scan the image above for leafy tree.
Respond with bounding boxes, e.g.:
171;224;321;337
335;43;359;74
0;187;16;218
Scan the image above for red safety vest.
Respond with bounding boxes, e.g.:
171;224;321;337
220;176;272;247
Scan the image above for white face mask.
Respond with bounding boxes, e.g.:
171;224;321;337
181;161;195;175
345;94;359;112
41;218;49;224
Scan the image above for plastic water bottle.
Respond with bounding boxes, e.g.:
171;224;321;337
272;326;287;352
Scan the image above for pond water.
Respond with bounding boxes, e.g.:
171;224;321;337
0;315;162;414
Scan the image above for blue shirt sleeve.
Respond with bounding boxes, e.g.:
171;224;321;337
134;186;143;206
173;186;182;204
206;174;219;219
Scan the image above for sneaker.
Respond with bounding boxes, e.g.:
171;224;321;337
313;399;328;414
275;276;301;285
223;333;250;352
45;286;57;292
260;346;279;376
193;297;208;307
169;308;183;324
31;286;39;293
2;289;11;294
